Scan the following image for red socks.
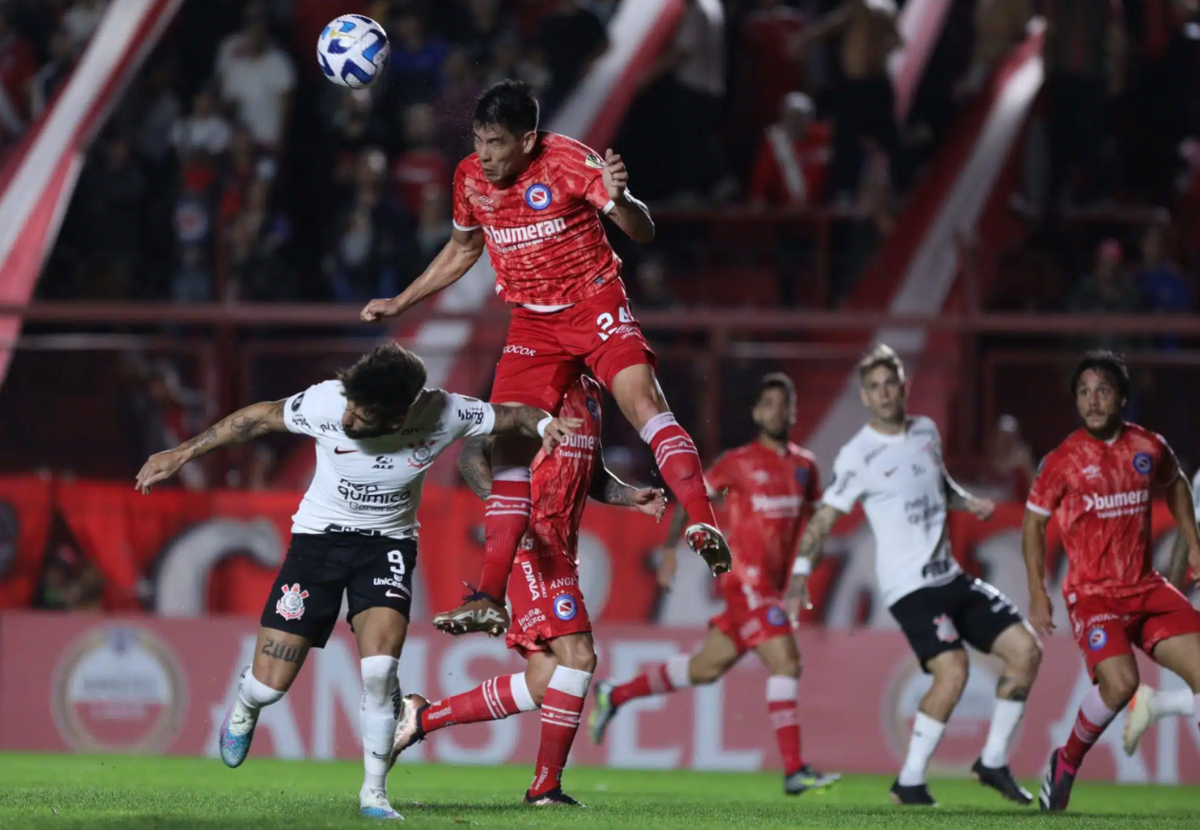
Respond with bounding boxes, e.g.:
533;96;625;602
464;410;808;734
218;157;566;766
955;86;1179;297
1061;686;1117;770
420;674;536;734
609;655;693;708
477;470;531;600
766;676;803;776
530;667;592;798
639;413;717;528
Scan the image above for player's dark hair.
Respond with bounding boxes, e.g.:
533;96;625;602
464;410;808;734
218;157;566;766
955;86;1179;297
756;372;796;404
857;343;906;384
1070;349;1131;402
473;79;539;136
338;343;427;418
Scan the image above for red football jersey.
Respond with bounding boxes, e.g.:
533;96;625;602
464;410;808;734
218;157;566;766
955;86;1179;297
1026;422;1180;600
452;132;622;306
706;441;821;596
525;376;605;561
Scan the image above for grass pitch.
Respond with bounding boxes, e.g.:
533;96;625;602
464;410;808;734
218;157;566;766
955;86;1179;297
1;754;1198;829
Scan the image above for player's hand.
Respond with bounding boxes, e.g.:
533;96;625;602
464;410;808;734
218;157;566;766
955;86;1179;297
360;296;403;323
656;547;677;590
966;497;995;521
631;487;667;522
1029;590;1055;637
1188;546;1200;588
134;449;188;494
541;416;583;455
784;576;812;624
602;148;628;202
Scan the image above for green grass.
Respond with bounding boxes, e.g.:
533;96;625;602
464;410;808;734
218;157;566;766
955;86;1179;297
0;754;1197;829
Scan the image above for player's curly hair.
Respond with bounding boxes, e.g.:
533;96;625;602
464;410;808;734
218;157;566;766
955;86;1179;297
338;343;427;419
1070;349;1131;402
857;343;906;384
756;372;796;403
474;79;539;135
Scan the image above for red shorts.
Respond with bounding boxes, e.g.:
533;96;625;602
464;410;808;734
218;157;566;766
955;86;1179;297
1067;580;1200;679
490;280;656;410
709;576;793;655
505;549;591;658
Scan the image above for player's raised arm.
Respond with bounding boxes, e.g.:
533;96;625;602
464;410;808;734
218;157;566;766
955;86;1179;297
1020;509;1055;636
488;403;582;455
135;399;287;493
360;225;484;322
601;149;655;243
1163;470;1200;588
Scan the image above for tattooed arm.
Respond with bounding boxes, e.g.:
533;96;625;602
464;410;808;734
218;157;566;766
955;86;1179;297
135;400;287;493
588;461;667;518
457;436;496;500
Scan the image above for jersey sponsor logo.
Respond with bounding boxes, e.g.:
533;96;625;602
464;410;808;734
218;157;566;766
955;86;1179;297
584;152;604;169
560;433;597;451
1132;452;1153;476
766;604;789;627
334;447;357;455
503;345;537;356
517;607;547;630
1081;489;1150;517
933;613;958;643
372;456;394;469
553;594;577;621
338;479;411;510
522;560;541;600
1087;626;1108;650
586;397;601;420
457;407;486;425
293;416;310;430
373;577;407;591
904;495;944;527
751;493;803;517
832;470;855;495
276;583;309;621
547;576;578;590
524;183;553;210
482;217;567;248
290;393;305;412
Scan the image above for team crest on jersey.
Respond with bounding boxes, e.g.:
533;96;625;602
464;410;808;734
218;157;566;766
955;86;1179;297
585;152;604;169
1088;627;1108;651
766;605;789;627
524;183;552;210
795;467;810;486
586;397;601;420
933;613;958;643
406;439;436;469
1132;452;1153;476
276;584;309;621
553;594;577;621
752;470;770;485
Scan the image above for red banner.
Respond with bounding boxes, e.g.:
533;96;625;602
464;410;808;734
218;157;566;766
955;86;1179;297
2;611;1198;781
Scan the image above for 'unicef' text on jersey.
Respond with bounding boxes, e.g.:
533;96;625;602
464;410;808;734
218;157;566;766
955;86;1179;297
823;416;960;607
283;381;494;538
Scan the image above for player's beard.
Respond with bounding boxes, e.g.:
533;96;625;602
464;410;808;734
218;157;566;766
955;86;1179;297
761;426;790;442
1083;412;1122;441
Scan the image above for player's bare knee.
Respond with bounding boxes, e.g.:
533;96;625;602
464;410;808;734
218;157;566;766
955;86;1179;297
931;651;970;699
689;659;724;686
557;638;598;673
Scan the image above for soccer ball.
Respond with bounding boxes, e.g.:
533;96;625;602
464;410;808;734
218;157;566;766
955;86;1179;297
317;14;390;89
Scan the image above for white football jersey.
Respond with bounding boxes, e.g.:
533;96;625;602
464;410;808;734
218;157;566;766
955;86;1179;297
283;380;495;539
1192;468;1200;519
822;415;959;606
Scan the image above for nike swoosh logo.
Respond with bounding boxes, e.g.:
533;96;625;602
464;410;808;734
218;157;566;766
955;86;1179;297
334;448;358;455
386;590;407;598
370;752;391;760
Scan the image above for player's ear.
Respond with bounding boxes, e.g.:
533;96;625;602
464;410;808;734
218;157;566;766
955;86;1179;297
521;130;537;153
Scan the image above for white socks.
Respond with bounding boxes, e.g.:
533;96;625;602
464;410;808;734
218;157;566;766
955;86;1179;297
231;669;284;735
1149;689;1199;720
898;712;946;786
360;655;401;793
980;699;1026;768
664;655;694;690
510;672;539;712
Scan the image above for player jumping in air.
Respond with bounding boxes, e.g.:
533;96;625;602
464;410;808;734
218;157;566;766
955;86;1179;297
360;80;731;632
588;374;841;795
134;344;578;821
1122;465;1200;756
388;376;666;806
796;345;1043;807
1022;350;1200;811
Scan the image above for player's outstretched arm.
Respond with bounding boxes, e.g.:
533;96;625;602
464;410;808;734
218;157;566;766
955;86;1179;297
488;404;582;455
1163;472;1200;587
135;400;287;494
457;436;496;500
1021;510;1055;636
943;472;995;520
360;226;484;321
588;463;667;521
785;503;843;618
602;149;655;243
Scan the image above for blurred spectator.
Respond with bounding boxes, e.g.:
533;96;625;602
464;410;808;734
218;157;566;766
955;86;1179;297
132;62;182;169
218;124;273;223
457;0;505;64
172;84;232;158
76;135;148;292
34;544;104;612
244;445;277;490
537;0;608;115
836;148;895;298
1068;238;1143;353
325;202;398;303
483;29;550;93
1135;219;1192;351
120;357;208;489
956;0;1032;98
172;243;212;303
215;6;296;150
0;9;37;142
390;103;451;215
748;92;831;207
62;0;109;51
631;255;679;311
412;183;452;265
1041;0;1126;210
801;0;909;202
432;48;481;162
987;414;1036;502
29;27;74;119
388;11;448;105
737;0;810;154
227;177;293;300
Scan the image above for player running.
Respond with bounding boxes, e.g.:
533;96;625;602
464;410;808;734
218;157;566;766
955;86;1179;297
588;374;840;795
794;345;1043;807
134;344;578;821
360;80;731;631
1122;465;1200;756
1022;350;1200;811
388;376;666;806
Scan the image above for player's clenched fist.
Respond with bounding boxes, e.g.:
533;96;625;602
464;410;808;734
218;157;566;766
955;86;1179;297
360;297;403;322
602;148;628;202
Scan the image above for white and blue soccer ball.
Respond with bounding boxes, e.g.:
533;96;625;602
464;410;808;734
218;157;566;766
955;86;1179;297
317;14;390;89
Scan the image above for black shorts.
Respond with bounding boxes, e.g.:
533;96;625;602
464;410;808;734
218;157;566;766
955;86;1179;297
889;574;1024;672
259;533;417;648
